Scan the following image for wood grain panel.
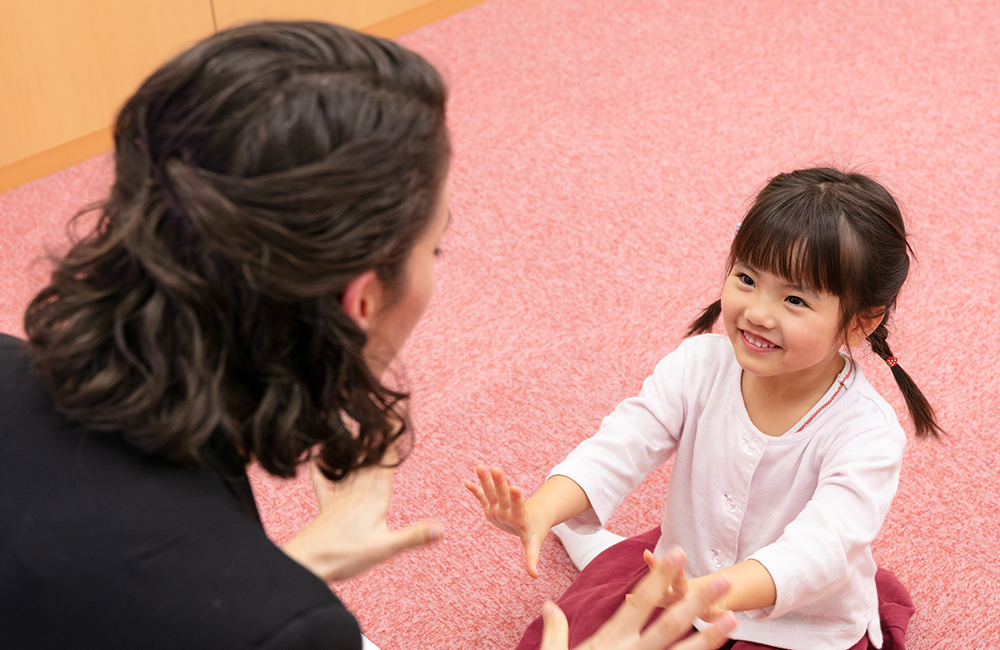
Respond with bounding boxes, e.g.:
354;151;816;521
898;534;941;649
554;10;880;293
0;0;215;169
215;0;426;32
0;0;486;192
213;0;487;37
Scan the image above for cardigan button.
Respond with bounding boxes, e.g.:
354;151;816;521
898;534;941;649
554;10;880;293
724;493;737;513
741;434;759;455
710;549;725;568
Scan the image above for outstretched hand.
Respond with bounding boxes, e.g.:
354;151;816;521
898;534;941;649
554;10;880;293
644;550;729;622
541;546;737;650
282;460;444;583
465;464;548;578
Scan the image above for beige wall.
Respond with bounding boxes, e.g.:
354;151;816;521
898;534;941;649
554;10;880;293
0;0;485;193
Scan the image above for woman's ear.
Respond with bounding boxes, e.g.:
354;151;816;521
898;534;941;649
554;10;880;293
846;312;884;347
341;270;380;330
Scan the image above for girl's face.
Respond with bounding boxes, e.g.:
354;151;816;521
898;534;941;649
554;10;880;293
720;261;847;389
363;176;451;376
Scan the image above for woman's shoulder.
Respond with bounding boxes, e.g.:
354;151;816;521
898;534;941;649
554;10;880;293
0;443;357;648
0;333;53;437
0;340;358;648
2;502;358;648
0;332;31;379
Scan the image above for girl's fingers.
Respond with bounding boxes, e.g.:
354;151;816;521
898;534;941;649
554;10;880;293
476;464;499;504
509;484;527;519
464;480;491;509
491;467;512;512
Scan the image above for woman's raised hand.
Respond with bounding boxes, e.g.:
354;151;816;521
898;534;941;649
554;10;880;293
282;461;445;583
540;546;737;650
465;464;549;578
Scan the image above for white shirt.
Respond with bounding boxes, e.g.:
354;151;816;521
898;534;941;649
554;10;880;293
552;334;906;650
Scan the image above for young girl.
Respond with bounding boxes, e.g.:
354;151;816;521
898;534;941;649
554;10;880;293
467;167;941;650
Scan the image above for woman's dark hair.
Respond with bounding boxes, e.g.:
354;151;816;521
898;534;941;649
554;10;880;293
688;167;941;438
24;21;451;479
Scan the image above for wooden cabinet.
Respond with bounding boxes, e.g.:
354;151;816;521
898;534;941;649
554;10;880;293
0;0;484;193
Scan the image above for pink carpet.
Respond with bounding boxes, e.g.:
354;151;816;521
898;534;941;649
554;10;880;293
2;1;998;648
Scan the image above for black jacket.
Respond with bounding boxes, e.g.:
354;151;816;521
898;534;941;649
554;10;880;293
0;333;361;649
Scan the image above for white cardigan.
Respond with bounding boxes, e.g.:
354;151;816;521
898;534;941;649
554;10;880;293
552;334;906;650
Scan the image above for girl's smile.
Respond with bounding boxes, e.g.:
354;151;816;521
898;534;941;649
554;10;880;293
740;329;779;350
721;262;847;397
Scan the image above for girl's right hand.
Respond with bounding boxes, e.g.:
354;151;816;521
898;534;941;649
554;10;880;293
540;546;737;650
465;464;548;578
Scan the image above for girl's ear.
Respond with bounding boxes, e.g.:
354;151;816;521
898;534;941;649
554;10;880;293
846;312;884;347
341;270;380;330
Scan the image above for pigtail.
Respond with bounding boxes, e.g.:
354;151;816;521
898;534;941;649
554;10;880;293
867;321;942;439
686;299;722;337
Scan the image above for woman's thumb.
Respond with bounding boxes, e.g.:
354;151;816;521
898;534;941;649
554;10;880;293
539;602;569;650
388;520;445;556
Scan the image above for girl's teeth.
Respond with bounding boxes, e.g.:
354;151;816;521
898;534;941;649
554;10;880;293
744;331;775;348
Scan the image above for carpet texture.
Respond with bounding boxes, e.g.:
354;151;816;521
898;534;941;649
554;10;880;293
1;1;998;648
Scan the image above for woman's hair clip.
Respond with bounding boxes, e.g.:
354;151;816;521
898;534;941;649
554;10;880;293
886;356;898;367
734;221;742;236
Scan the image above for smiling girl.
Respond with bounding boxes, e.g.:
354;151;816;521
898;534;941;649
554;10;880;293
468;167;941;650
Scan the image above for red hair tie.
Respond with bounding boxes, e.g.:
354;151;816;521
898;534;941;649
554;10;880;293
886;356;898;367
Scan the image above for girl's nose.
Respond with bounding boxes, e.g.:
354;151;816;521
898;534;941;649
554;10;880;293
745;297;775;328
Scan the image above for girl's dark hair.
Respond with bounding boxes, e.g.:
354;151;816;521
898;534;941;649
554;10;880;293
688;167;941;438
24;21;451;479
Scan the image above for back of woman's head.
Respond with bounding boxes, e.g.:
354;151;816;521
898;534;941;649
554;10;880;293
25;21;451;478
688;167;941;437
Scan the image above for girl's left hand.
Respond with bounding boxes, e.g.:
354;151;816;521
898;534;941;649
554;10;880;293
281;461;445;582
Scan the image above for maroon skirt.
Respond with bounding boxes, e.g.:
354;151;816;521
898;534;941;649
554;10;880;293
515;527;914;650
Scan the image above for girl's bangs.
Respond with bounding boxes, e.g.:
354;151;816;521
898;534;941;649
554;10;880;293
731;206;847;297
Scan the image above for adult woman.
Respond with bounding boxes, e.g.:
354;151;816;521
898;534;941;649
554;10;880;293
0;21;735;649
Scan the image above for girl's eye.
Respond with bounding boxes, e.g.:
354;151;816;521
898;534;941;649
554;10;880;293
737;273;755;287
787;295;808;307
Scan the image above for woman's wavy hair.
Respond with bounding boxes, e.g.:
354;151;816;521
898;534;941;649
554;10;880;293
24;21;451;479
688;167;942;438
